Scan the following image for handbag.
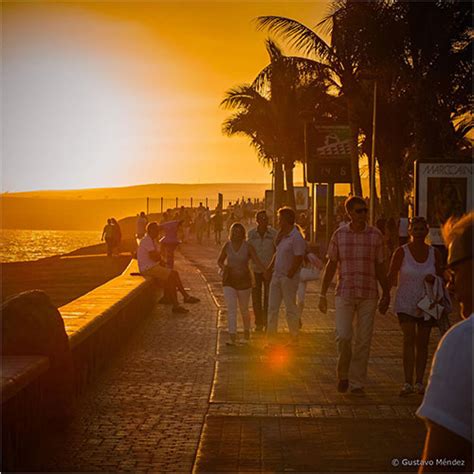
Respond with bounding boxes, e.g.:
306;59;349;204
299;266;320;282
417;280;444;320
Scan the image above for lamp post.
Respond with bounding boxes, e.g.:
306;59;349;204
369;79;377;225
359;73;378;225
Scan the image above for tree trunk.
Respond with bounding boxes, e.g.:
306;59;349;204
284;161;296;210
347;101;363;197
274;159;285;213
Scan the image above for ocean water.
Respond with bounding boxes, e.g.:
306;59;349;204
0;229;101;263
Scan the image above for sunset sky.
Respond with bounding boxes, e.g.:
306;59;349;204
2;1;331;192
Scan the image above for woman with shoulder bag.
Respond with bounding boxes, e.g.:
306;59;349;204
387;217;445;397
218;223;267;346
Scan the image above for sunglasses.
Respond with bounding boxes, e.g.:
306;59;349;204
354;208;369;214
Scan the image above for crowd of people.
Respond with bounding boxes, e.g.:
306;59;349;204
131;195;471;470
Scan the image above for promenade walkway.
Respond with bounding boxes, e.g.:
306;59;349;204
35;239;441;473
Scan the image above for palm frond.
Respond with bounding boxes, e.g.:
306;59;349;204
220;85;268;110
256;16;334;62
265;38;284;61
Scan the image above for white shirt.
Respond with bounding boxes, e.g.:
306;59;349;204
394;245;436;318
417;314;473;441
248;227;277;272
273;227;307;278
137;234;159;273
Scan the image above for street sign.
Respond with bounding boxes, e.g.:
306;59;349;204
307;125;352;183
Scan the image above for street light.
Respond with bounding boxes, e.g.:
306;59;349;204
369;79;377;226
360;73;378;226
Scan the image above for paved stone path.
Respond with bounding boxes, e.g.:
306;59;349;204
180;241;442;473
38;253;218;473
36;238;445;472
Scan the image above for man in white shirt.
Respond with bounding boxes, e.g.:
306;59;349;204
137;222;199;314
417;212;472;472
266;207;307;346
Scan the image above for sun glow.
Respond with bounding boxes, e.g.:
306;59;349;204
2;1;329;192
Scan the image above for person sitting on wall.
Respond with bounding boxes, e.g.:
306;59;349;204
137;222;200;314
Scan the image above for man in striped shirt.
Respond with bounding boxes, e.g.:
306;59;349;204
319;196;390;395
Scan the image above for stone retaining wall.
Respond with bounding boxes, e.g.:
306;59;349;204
1;260;157;471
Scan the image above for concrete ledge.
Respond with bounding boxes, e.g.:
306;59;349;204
1;259;158;471
62;259;153;349
1;356;49;403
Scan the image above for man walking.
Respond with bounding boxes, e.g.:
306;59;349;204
319;196;390;395
266;207;306;346
248;210;277;331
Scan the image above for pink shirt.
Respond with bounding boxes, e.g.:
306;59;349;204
327;224;384;299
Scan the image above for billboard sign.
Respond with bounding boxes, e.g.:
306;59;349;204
307;125;352;183
415;160;473;245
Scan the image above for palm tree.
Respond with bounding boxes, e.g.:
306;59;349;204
394;1;472;159
222;39;333;210
256;5;371;197
258;0;472;214
221;83;285;210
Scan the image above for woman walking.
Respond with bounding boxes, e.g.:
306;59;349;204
387;217;444;396
218;223;267;346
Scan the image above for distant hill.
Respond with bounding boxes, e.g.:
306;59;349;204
3;183;270;201
1;183;271;230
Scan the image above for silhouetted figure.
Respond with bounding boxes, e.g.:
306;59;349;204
110;218;121;255
213;209;224;245
266;207;307;347
218;223;267;345
136;211;148;244
248;210;277;332
102;218;115;257
158;219;182;269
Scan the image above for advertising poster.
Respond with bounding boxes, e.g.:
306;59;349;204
415;161;473;245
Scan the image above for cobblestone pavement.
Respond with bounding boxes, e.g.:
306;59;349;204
36;253;218;473
34;238;446;473
179;239;445;473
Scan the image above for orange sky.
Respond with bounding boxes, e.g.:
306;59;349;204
2;1;331;192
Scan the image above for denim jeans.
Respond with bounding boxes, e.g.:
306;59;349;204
335;296;378;389
267;274;300;338
252;272;270;328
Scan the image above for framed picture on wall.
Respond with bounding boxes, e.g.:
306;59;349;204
415;160;473;245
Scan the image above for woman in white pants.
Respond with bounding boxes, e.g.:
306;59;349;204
218;223;267;345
